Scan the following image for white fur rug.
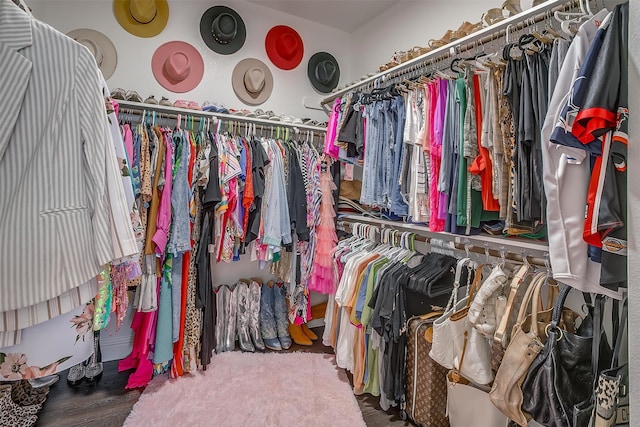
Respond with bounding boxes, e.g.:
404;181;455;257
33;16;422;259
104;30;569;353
124;352;366;427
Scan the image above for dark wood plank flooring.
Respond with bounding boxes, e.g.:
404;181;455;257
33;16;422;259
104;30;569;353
36;328;412;427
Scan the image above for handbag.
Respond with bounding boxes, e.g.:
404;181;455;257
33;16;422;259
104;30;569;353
429;258;474;369
590;299;628;427
449;264;493;385
520;286;611;427
468;263;510;338
446;281;508;427
489;271;548;426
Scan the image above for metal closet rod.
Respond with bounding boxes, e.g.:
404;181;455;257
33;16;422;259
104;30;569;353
320;0;582;110
116;100;328;133
337;216;551;266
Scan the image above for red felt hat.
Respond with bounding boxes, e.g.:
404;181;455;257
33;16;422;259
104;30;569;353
265;25;304;70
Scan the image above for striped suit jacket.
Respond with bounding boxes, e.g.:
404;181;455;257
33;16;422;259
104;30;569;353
0;0;134;311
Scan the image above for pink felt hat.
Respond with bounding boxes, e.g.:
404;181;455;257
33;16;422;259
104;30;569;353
265;25;304;70
151;41;204;93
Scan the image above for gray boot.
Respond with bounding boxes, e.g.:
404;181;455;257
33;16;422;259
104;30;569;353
214;285;228;354
235;282;255;352
273;283;291;349
224;283;238;352
260;282;281;351
248;280;265;351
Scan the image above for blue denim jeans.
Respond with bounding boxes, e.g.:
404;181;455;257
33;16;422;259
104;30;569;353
390;96;408;215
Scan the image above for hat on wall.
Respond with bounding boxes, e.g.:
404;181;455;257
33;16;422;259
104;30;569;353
307;52;340;93
232;58;273;106
113;0;169;38
67;29;118;79
151;41;204;93
265;25;304;70
200;5;246;55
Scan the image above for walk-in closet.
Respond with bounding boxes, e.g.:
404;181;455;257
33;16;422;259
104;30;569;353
0;0;637;426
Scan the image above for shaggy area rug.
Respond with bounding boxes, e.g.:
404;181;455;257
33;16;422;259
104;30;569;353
124;352;366;427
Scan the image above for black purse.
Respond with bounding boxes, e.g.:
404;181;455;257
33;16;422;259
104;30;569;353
520;286;612;427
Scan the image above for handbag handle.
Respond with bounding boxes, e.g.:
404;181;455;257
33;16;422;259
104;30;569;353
444;257;471;313
515;272;546;337
450;264;484;322
611;298;628;369
494;265;530;344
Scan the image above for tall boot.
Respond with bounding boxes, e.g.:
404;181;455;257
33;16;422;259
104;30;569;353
224;283;238;352
235;281;255;352
273;283;292;350
248;280;265;351
214;285;228;354
259;282;281;351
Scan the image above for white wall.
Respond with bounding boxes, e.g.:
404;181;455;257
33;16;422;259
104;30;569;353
29;0;352;122
349;0;503;79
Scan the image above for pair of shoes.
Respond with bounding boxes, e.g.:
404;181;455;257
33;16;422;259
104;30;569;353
144;95;158;104
259;282;291;351
173;100;201;110
159;96;172;106
111;88;126;100
288;323;318;346
125;90;143;103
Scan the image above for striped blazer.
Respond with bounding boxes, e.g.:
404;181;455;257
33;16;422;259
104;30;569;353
0;0;135;311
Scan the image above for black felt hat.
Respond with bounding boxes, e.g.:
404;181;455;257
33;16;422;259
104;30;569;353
307;52;340;93
200;5;246;55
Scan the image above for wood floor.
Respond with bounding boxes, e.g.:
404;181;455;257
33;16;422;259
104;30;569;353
36;328;412;427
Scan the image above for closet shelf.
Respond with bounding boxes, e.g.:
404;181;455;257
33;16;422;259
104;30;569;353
320;0;577;112
337;214;550;259
116;100;328;133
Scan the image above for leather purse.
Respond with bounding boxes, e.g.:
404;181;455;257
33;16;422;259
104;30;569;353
520;286;611;427
489;271;547;426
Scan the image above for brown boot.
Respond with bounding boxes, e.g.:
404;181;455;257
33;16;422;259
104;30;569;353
310;302;327;320
301;324;318;341
288;324;313;346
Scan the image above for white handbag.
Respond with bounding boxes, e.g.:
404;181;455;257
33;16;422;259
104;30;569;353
468;264;510;338
449;264;494;385
429;258;473;369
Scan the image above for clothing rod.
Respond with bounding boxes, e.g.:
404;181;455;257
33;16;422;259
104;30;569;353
338;212;549;251
116;100;328;133
320;0;581;110
337;219;551;267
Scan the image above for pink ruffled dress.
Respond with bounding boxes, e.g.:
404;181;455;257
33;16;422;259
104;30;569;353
308;163;338;294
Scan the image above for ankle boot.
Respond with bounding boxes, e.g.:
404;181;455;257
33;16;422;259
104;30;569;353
248;280;265;350
259;282;281;351
301;324;318;341
224;283;238;352
273;283;291;350
214;285;228;354
235;282;254;352
288;323;313;346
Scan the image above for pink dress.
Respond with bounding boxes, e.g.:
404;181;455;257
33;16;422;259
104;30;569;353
308;164;338;294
